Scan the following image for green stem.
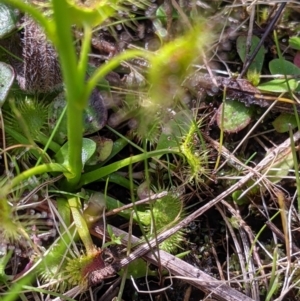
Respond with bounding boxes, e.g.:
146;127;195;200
35;105;68;162
85;49;150;99
0;163;68;198
77;149;180;188
52;0;85;187
51;0;80;96
289;126;300;212
100;173;135;189
68;196;94;255
2;273;34;301
35;133;61;153
77;25;92;90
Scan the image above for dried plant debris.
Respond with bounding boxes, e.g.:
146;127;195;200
16;15;62;93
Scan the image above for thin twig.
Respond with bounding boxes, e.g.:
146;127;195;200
105;191;168;217
92;223;255;301
239;2;287;78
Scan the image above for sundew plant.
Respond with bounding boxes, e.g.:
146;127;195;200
0;0;211;298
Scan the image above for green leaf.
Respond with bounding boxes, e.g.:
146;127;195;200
268;59;300;92
81;139;97;166
258;79;298;93
269;58;300;75
118;258;157;279
289;36;300;51
87;64;111;92
156;110;194;151
0;62;14;106
232;190;249;206
103;225;124;247
262;150;294;184
0;249;12;282
236;35;265;75
86;136;113;165
272;113;298;133
48;90;107;144
55;138;96;167
216;100;253;133
0;4;18;38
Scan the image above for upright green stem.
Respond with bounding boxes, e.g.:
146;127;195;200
78;25;92;91
51;0;85;187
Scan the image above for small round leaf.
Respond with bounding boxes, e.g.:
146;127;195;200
216;101;253;133
272;113;297;133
